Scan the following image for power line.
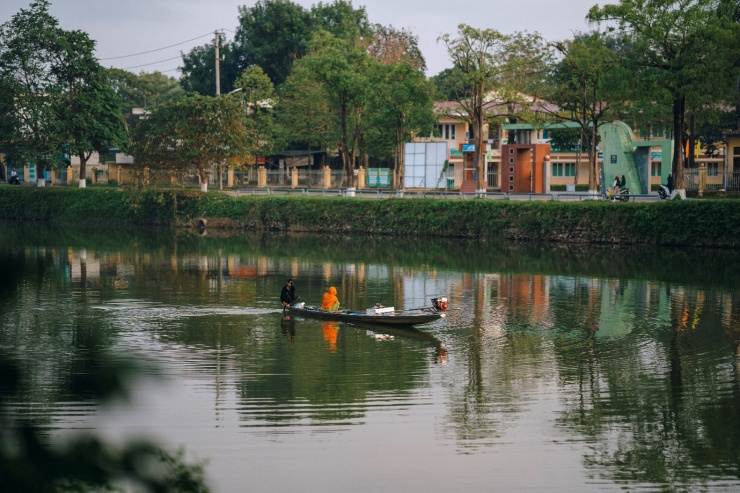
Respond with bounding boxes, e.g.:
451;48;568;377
119;56;183;70
99;31;215;60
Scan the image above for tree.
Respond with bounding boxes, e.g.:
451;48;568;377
439;25;509;191
293;30;372;188
129;94;251;191
180;0;372;91
232;66;278;162
0;0;66;185
366;61;436;187
588;0;740;197
55;31;128;188
276;62;335;163
367;24;426;71
547;32;623;193
0;350;210;492
179;33;239;96
0;0;130;188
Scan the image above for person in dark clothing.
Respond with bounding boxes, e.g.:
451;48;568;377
666;174;674;192
620;175;626;189
281;279;297;308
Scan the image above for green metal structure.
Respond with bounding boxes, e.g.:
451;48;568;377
598;121;673;194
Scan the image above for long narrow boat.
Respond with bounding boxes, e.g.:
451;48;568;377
286;298;448;327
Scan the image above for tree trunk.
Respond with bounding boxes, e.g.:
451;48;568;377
78;151;88;188
672;95;686;196
588;122;599;193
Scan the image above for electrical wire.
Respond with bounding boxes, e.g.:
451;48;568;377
119;56;183;70
98;31;216;60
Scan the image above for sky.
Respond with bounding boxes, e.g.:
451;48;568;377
2;0;608;78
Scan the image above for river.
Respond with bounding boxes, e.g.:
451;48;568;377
0;221;738;492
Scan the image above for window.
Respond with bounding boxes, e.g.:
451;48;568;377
707;163;718;176
552;162;563;177
437;124;456;140
651;162;662;177
564;163;576;177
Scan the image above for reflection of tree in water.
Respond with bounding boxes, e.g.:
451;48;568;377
552;284;740;486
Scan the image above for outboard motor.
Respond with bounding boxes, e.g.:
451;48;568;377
432;297;449;311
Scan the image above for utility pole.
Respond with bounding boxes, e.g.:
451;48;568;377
215;30;221;96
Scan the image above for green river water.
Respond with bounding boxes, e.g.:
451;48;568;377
0;221;738;492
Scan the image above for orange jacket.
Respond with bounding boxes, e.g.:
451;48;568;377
321;286;339;311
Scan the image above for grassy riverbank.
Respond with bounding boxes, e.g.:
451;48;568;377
1;187;739;247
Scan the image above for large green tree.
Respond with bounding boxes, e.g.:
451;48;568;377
588;0;740;196
291;30;372;188
0;0;128;188
55;31;128;188
366;61;436;188
130;94;251;191
438;25;510;192
0;0;66;185
180;0;372;92
547;32;624;193
233;66;278;162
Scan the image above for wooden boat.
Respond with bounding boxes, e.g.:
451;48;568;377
286;298;448;327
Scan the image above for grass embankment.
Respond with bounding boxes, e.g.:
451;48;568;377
1;187;739;247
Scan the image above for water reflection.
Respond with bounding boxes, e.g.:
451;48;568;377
1;221;739;491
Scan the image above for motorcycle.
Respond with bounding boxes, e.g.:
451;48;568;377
606;186;630;202
8;175;20;185
657;184;674;200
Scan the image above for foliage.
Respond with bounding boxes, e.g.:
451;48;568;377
0;1;67;178
0;1;129;186
546;32;623;191
290;30;373;188
108;69;185;121
365;61;436;186
588;0;740;192
0;348;210;492
180;0;372;92
438;25;508;191
2;188;740;248
129;94;252;189
232;66;277;159
179;32;239;96
366;24;426;71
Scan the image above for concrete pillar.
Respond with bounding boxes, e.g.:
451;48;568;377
543;155;551;193
357;167;365;189
67;166;74;185
291;166;298;188
699;163;706;197
323;166;331;189
257;166;267;188
117;166;122;185
227;167;234;187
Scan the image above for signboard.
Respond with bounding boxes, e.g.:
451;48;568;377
462;144;475;152
651;151;662;160
367;168;391;187
610;154;617;164
449;149;464;158
597;152;603;159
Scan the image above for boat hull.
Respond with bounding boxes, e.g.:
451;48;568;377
286;305;442;327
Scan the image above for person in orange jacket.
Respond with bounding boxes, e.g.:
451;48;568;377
321;286;340;312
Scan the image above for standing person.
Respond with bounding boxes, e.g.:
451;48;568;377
281;279;297;308
667;173;674;192
620;175;626;190
321;286;340;312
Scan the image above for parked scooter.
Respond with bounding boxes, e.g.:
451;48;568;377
657;174;674;199
8;175;20;185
